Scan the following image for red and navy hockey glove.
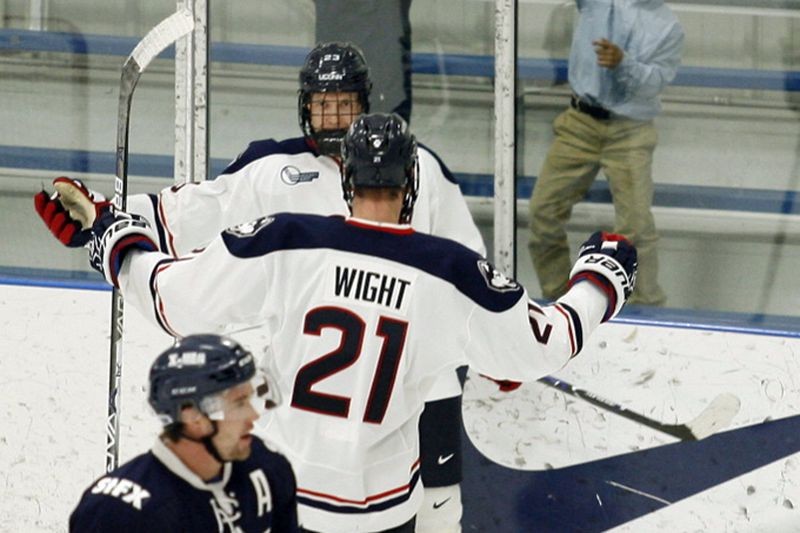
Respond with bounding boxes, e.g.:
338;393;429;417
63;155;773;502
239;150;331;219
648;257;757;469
34;177;107;247
34;176;157;287
567;231;637;322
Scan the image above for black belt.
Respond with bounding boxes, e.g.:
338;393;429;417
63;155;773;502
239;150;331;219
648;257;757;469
570;95;611;120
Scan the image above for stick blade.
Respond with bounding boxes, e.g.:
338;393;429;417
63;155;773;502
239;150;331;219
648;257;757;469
129;9;194;70
686;393;741;440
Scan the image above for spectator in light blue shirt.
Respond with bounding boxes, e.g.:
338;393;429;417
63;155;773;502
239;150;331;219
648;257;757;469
528;0;684;306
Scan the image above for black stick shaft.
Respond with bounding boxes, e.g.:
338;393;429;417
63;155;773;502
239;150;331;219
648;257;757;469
538;375;696;441
105;61;140;474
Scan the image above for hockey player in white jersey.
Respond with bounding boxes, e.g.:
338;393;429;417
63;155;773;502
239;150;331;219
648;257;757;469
134;42;483;258
35;42;483;533
40;113;637;533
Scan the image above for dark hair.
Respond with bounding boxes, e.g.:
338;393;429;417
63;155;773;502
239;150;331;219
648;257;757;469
161;422;186;443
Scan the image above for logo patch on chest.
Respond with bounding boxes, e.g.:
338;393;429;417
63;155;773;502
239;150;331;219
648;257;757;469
280;165;320;185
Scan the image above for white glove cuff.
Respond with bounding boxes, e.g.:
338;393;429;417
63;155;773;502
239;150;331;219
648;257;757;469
94;215;157;287
569;253;631;320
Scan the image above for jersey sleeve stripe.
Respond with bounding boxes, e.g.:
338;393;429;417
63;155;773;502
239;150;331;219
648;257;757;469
145;193;169;253
556;302;584;357
150;259;181;337
156;193;178;257
527;299;545;316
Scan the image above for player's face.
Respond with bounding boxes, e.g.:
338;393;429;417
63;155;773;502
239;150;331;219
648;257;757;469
212;382;260;461
309;91;362;132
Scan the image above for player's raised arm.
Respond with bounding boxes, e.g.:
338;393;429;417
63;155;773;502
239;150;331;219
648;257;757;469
125;168;270;257
35;168;272;258
34;177;270;336
118;219;276;337
465;231;637;382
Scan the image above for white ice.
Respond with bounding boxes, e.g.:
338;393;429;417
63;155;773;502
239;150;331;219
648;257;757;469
3;284;800;532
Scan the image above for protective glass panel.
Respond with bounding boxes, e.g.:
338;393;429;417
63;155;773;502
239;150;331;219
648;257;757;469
517;0;800;317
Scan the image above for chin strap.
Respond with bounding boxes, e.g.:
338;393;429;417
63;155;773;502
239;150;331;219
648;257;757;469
180;421;226;464
311;130;347;158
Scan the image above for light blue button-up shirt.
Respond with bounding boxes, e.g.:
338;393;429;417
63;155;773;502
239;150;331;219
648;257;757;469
569;0;685;121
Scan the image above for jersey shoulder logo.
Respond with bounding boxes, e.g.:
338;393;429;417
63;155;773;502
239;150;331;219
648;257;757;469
477;260;520;293
280;165;320;185
225;216;275;238
90;476;151;510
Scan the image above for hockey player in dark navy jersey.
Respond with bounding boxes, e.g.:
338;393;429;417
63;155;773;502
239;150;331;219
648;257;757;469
69;334;299;533
46;113;636;533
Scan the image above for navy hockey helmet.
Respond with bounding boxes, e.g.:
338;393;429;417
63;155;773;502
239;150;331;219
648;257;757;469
298;41;372;157
341;113;419;223
148;334;259;425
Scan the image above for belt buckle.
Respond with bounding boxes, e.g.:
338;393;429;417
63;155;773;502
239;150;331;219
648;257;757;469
571;95;609;120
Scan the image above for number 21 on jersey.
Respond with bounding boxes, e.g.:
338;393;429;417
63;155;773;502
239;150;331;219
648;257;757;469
291;306;408;424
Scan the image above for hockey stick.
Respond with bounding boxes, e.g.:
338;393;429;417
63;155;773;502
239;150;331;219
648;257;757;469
538;375;741;441
106;10;195;473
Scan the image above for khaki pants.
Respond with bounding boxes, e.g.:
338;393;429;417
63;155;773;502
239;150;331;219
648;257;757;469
528;106;666;306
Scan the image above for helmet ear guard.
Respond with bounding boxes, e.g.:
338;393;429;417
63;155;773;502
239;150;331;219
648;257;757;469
298;42;372;157
340;113;419;223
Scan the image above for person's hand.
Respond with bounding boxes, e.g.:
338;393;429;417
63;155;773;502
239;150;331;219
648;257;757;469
593;38;624;69
568;231;637;322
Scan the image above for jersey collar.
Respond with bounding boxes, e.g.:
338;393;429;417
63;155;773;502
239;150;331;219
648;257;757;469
345;216;415;235
152;437;232;492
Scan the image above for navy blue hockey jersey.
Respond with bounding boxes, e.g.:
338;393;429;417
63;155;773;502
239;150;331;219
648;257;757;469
69;436;298;532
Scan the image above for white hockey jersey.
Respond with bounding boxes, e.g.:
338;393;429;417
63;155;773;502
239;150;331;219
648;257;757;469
128;137;486;258
118;213;608;532
127;136;486;404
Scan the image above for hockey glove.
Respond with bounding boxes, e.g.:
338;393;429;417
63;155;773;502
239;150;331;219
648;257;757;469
88;207;158;288
568;231;637;322
34;177;107;247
